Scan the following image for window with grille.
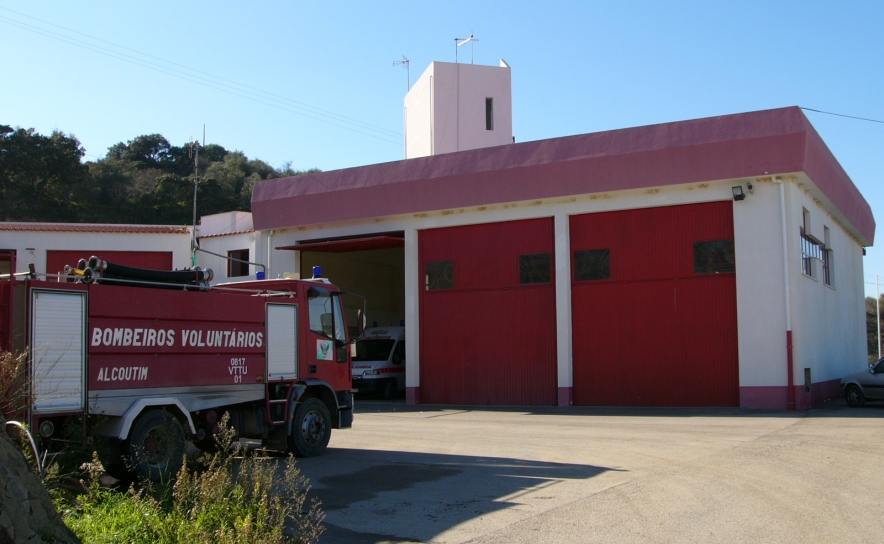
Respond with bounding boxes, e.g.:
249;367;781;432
823;226;833;286
693;240;735;274
574;249;610;281
519;253;551;284
426;260;454;290
800;233;823;277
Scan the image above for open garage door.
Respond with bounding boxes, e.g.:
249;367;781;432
570;202;739;407
419;218;557;405
279;234;406;337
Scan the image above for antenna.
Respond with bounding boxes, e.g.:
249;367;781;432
393;55;410;91
455;33;478;64
190;136;200;266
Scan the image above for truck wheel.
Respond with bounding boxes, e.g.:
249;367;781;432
96;438;128;480
127;410;186;482
383;379;397;400
288;398;331;457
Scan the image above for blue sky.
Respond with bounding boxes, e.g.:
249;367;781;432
1;1;883;296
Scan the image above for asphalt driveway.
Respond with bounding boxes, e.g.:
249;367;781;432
294;400;884;543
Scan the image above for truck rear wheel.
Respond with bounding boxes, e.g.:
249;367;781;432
288;398;331;457
127;410;186;482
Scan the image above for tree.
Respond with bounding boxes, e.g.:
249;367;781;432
2;123;320;224
0;126;89;221
868;295;884;363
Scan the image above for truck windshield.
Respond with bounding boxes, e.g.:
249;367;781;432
308;287;346;343
353;339;395;361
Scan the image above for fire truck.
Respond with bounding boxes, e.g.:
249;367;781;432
0;257;354;481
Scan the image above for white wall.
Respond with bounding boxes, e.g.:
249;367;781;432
405;61;512;159
733;180;790;388
786;178;868;383
197;231;258;282
0;228;193;276
200;211;253;237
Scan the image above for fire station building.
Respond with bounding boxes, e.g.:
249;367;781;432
250;62;875;411
2;61;875;411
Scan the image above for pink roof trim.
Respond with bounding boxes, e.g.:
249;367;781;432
252;106;875;245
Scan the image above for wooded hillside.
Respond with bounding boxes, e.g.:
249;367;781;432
0;124;317;224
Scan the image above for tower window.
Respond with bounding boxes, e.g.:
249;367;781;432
485;98;494;130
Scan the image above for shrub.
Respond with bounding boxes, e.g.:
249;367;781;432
0;350;29;420
62;415;325;543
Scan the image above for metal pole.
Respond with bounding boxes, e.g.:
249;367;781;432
877;274;881;359
191;141;199;267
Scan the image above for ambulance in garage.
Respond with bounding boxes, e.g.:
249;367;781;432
352;327;405;399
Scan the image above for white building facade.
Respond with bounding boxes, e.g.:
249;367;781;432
251;106;874;411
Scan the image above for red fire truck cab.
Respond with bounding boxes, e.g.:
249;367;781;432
0;260;354;481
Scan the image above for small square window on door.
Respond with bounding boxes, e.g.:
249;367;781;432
574;249;610;281
426;260;454;290
519;253;551;284
693;240;735;274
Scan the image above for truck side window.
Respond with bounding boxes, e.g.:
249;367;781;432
395;341;406;364
308;287;345;344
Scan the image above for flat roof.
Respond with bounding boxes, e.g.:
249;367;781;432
252;106;875;245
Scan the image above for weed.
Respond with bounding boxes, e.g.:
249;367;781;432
62;413;325;543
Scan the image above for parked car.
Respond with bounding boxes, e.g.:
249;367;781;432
841;357;884;407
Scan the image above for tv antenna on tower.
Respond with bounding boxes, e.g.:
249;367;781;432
393;55;410;90
455;33;478;64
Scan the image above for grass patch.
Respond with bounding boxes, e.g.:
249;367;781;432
59;416;325;544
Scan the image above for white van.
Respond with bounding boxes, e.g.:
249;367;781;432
352;326;405;399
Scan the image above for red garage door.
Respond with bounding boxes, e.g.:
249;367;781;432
47;251;173;279
419;218;557;405
570;202;739;407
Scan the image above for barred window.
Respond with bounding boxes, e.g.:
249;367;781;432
519;253;551;284
426;260;454;290
800;233;823;278
694;241;735;274
574;249;610;281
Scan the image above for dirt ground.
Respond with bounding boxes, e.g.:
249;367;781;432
293;399;884;543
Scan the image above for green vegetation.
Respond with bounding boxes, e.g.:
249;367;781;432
59;416;325;544
0;124;319;224
867;295;884;363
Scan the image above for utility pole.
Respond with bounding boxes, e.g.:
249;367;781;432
190;133;201;267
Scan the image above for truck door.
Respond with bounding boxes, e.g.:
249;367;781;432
305;286;349;388
266;303;298;380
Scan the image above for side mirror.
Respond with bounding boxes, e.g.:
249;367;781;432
357;309;366;334
349;343;357;358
